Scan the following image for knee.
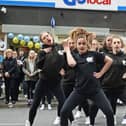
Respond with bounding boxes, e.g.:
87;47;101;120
105;108;114;117
60;107;69;118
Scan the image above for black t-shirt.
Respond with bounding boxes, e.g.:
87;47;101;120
37;44;65;81
102;51;126;89
72;51;105;95
61;50;77;86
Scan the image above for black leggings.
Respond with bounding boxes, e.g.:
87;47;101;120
60;89;114;126
26;80;36;100
28;78;74;126
41;87;53;105
90;87;126;125
105;88;126;114
77;99;90;117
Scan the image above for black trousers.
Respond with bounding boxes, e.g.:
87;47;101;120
105;87;126;114
77;99;90;117
63;83;90;117
28;78;74;126
41;87;53;104
26;80;36;100
63;84;74;98
60;89;114;126
90;87;126;125
4;78;17;102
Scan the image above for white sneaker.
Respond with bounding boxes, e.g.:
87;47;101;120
40;104;45;110
121;118;126;125
117;99;123;105
74;110;81;119
85;116;90;125
48;104;52;110
24;95;27;98
114;115;117;125
8;102;14;108
53;116;60;125
25;120;30;126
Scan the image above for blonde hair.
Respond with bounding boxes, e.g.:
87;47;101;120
4;49;13;58
69;27;88;42
28;50;36;60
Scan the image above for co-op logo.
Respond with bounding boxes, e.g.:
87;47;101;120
63;0;111;6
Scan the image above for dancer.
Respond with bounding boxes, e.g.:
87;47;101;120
60;34;114;126
25;32;73;126
90;35;126;125
91;35;126;125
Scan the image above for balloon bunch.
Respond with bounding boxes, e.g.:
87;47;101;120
7;33;41;49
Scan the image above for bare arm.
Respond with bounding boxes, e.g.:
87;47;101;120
63;41;77;67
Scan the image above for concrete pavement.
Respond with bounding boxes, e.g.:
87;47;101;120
0;97;125;126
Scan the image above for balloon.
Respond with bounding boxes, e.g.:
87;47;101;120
7;33;14;39
27;41;34;48
0;40;6;51
12;37;19;44
24;36;30;42
20;40;26;46
33;36;39;42
35;43;41;49
18;34;24;40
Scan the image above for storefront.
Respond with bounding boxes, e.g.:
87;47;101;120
0;0;126;50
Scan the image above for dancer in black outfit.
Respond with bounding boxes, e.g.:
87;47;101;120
62;34;90;125
61;37;76;98
60;34;114;126
90;35;126;125
25;32;74;126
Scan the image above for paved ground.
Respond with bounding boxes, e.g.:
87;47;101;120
0;96;125;126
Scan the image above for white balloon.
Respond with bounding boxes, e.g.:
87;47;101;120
0;39;7;51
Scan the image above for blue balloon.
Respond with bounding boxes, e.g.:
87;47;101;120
33;36;39;42
7;33;14;39
24;36;30;42
17;34;24;40
0;55;3;63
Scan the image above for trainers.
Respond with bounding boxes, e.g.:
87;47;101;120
53;116;60;125
114;115;117;125
121;117;126;125
25;120;30;126
24;95;27;98
27;100;32;106
85;116;90;125
74;110;81;119
117;99;123;105
8;102;14;108
40;104;45;110
48;104;52;110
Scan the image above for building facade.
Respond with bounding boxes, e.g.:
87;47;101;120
0;0;126;48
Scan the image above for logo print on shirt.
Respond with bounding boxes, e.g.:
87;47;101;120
58;50;64;55
86;57;94;63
